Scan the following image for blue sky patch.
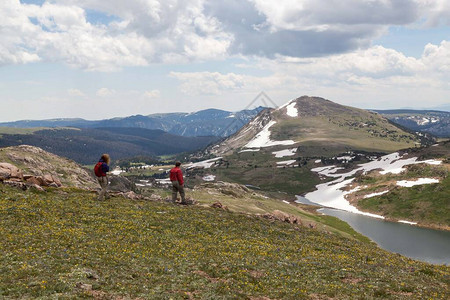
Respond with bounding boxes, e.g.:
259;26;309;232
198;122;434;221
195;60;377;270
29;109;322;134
85;9;121;25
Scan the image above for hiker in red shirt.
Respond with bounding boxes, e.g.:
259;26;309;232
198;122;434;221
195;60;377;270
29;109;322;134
94;154;110;201
170;161;186;204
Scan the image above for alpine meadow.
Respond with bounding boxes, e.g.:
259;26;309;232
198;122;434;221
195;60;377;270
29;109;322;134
1;0;449;299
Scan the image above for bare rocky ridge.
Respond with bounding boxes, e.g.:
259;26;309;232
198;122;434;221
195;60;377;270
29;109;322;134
0;145;97;189
210;108;273;155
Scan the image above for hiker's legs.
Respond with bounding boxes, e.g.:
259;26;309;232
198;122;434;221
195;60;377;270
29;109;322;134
171;181;179;202
178;185;186;203
98;176;108;201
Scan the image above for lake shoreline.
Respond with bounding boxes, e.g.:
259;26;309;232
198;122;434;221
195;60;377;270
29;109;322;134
295;195;450;232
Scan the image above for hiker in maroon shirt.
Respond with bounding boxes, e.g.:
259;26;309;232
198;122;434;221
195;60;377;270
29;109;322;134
170;161;186;204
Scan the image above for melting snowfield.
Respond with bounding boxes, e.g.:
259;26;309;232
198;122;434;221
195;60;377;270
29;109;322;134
239;149;260;153
276;160;296;166
363;190;389;199
303;152;442;219
272;148;297;158
202;174;216;182
286;102;298;117
186;157;223;169
110;168;124;175
397;178;440;187
244;121;295;148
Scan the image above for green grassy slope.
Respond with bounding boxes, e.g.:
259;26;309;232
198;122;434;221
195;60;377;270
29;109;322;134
270;99;420;153
0;127;46;135
350;142;450;229
355;164;450;229
1;185;448;299
189;151;321;197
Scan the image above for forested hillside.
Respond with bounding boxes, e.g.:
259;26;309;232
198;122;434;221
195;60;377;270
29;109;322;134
0;127;219;164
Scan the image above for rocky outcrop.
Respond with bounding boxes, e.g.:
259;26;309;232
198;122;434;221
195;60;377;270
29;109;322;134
108;175;135;193
0;161;63;190
198;181;252;198
0;145;97;189
0;162;23;181
262;210;302;225
211;201;228;210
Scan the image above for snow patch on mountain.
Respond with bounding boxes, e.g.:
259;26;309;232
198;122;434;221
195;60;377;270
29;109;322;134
286;102;298;117
272;148;297;158
276;160;296;166
239;149;260;153
304;152;443;219
202;174;216;181
363;190;389;199
186;157;222;169
244;121;295;148
397;178;439;187
276;99;293;111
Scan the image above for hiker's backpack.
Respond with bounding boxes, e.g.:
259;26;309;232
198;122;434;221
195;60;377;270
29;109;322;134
94;162;104;177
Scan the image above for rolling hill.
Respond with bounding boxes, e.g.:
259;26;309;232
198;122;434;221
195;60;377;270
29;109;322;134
211;96;426;156
0;145;448;299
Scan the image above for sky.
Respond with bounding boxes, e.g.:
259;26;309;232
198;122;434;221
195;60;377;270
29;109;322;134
0;0;449;122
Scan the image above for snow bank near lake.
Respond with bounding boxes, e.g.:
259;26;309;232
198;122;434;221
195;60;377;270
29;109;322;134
305;178;384;218
397;178;439;187
244;121;295;148
304;152;442;219
312;152;442;179
363;190;389;199
398;220;418;225
272;148;297;158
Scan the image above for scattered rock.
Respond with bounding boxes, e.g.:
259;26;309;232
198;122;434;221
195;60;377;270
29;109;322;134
149;194;163;201
29;184;45;192
3;180;27;190
211;201;228;210
0;162;23;181
123;191;141;200
262;210;301;225
108;175;136;192
75;282;92;291
1;161;65;190
25;175;44;186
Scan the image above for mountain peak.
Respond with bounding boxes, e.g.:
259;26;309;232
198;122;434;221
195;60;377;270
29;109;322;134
275;95;354;119
211;95;423;155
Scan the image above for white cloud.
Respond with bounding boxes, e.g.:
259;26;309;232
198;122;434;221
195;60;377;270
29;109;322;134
170;71;247;95
1;0;449;70
96;87;116;97
68;88;86;97
143;90;161;98
0;0;232;70
171;41;450;108
418;0;450;26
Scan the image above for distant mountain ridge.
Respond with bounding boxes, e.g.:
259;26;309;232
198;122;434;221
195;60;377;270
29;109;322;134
373;109;450;138
0;107;266;137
